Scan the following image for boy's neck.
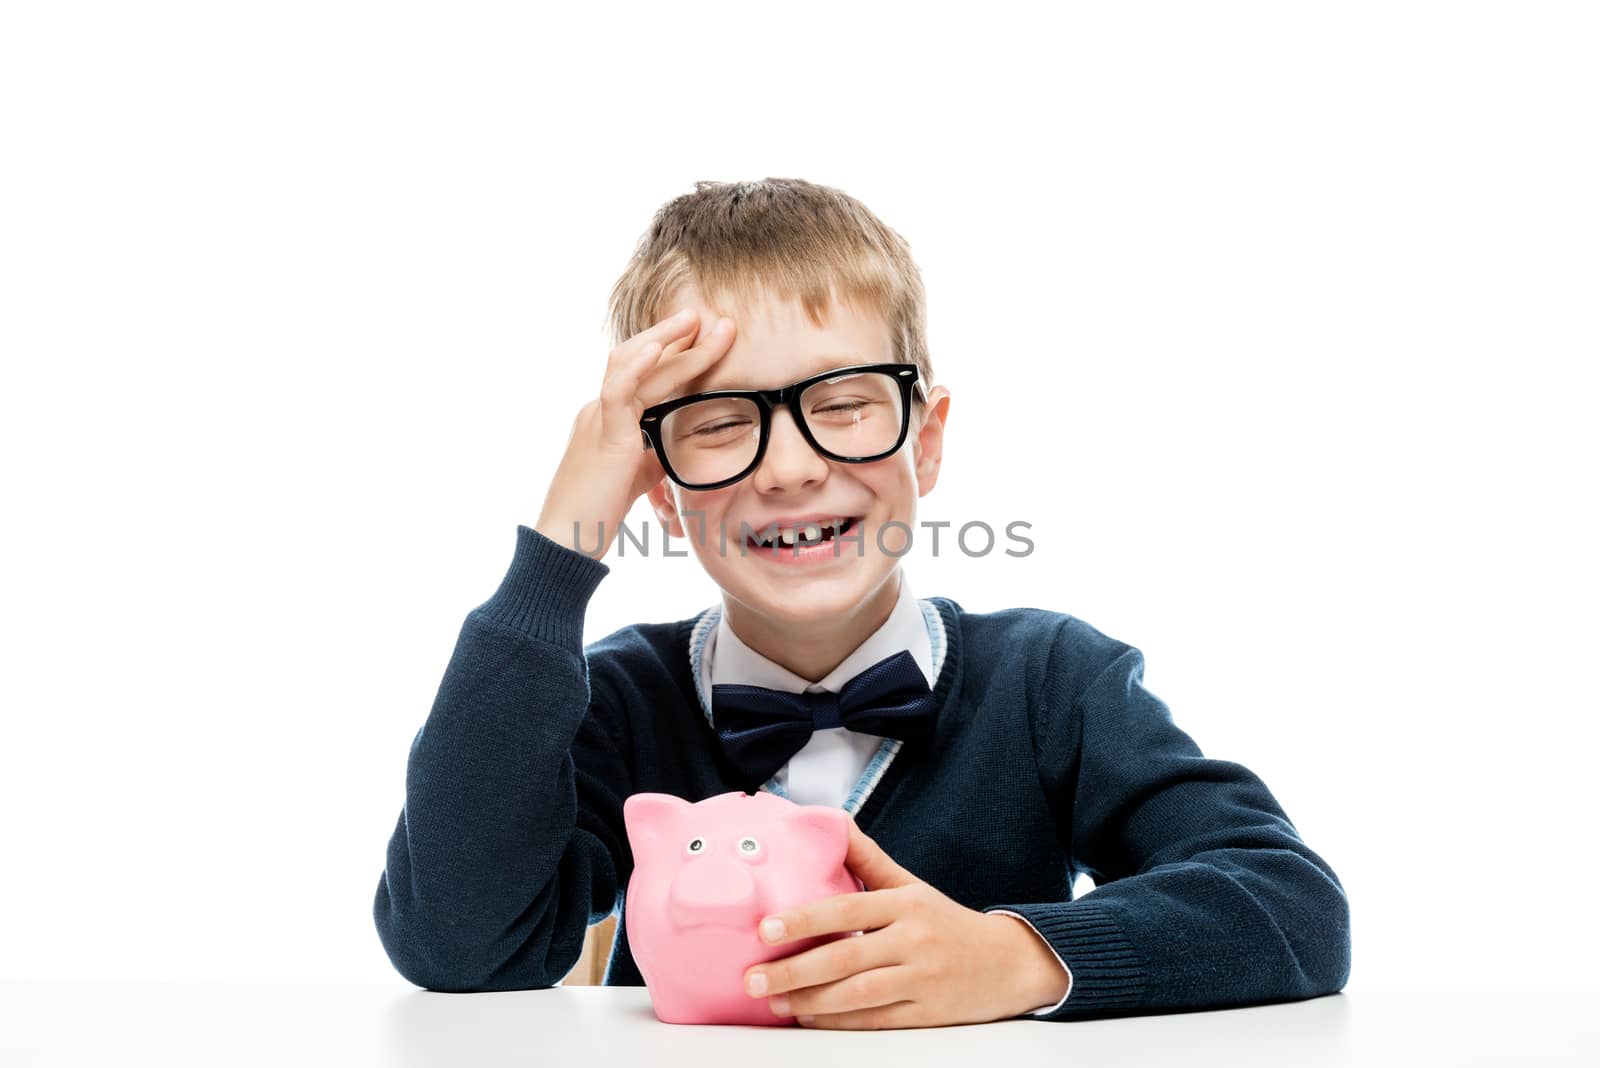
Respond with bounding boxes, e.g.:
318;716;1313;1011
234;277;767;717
721;569;904;685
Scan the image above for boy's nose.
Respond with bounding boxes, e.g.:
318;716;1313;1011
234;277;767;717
750;408;829;492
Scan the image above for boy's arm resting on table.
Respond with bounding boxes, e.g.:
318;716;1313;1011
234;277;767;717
983;622;1352;1021
373;525;633;992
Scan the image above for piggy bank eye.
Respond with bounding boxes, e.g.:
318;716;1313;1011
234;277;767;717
685;837;707;856
738;837;761;856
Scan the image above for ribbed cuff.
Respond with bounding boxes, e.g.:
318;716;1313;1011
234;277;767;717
983;898;1147;1019
471;525;610;650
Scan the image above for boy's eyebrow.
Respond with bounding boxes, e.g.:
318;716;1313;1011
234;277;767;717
692;354;870;393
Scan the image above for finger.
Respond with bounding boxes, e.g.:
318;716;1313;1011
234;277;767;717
603;310;700;393
602;312;717;426
636;314;738;409
609;307;700;369
797;995;924;1030
599;339;666;435
842;817;919;892
747;925;896;998
654;315;702;362
636;313;734;407
761;887;903;946
782;965;917;1021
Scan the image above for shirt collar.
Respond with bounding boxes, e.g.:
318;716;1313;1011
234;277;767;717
702;573;936;703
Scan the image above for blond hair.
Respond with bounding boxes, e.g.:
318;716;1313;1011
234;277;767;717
606;178;932;404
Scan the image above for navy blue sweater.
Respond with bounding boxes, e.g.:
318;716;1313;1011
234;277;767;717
374;525;1351;1020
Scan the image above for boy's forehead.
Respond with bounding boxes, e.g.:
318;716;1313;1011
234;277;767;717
672;286;895;394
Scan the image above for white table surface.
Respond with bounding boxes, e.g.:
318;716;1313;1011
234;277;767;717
2;983;1596;1067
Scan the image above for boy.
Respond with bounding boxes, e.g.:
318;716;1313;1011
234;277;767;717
373;178;1351;1027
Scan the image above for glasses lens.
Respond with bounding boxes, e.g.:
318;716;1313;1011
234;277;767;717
659;396;762;486
800;370;906;459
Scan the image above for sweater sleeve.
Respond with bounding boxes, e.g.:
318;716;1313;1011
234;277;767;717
982;624;1352;1020
372;524;634;991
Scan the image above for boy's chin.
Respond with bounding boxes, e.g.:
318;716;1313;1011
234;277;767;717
721;558;885;617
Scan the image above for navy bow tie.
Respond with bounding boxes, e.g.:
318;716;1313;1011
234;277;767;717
710;649;939;786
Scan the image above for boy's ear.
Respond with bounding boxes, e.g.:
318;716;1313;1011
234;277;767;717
912;385;950;496
622;792;692;857
645;477;686;538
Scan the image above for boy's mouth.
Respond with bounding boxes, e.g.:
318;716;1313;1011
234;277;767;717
745;516;860;551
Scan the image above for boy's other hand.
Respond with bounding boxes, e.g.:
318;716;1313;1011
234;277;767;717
740;817;1073;1029
535;307;737;560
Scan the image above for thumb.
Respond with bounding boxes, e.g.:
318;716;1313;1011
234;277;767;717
843;816;919;891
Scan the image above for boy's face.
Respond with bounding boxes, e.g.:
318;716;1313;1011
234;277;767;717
645;283;951;630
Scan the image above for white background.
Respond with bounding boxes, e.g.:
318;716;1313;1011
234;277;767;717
2;1;1595;992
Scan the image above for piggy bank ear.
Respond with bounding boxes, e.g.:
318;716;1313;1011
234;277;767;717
623;792;691;856
782;805;850;871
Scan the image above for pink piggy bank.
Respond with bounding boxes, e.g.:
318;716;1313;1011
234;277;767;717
622;789;865;1026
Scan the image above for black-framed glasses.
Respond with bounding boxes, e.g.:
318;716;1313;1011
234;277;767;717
639;362;923;491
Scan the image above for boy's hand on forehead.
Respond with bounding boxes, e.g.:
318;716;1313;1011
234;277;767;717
644;308;729;401
740;816;1073;1029
629;308;738;412
533;307;738;560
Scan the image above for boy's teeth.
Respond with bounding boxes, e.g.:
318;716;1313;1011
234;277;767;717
755;517;849;548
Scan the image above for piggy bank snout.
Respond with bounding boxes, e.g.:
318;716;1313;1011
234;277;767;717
669;857;760;931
